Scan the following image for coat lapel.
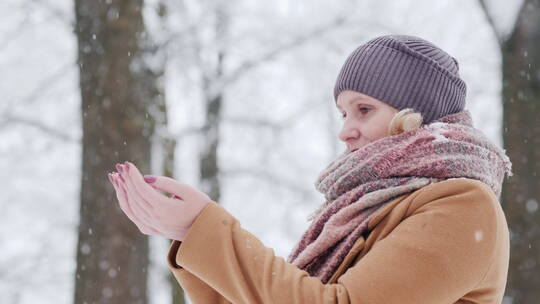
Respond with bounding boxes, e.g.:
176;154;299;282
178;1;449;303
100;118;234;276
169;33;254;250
327;237;366;284
326;193;411;284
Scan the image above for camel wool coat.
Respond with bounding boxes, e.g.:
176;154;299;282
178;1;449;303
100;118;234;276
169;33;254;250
166;178;510;304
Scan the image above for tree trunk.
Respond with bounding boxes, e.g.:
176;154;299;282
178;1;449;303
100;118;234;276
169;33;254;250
148;31;185;304
153;68;184;304
73;0;156;303
162;136;184;304
501;0;540;302
199;3;228;203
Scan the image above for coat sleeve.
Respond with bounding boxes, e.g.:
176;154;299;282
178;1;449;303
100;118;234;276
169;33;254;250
166;241;232;304
167;180;502;304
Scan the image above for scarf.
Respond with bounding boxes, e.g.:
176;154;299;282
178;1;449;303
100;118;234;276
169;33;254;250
286;110;513;284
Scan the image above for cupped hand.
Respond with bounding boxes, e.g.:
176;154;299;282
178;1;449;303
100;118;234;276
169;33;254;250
107;161;214;241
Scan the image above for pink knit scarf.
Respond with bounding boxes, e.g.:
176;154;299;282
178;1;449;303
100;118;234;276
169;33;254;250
286;110;513;283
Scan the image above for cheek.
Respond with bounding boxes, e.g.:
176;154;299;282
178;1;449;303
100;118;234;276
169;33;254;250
370;126;389;140
368;116;393;140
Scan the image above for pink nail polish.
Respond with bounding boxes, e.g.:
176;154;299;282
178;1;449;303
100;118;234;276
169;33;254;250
115;164;123;172
144;176;156;183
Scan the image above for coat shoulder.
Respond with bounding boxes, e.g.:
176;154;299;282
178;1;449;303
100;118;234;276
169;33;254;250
411;178;500;210
366;178;499;231
341;178;509;303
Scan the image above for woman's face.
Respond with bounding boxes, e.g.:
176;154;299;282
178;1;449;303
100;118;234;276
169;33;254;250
336;90;399;153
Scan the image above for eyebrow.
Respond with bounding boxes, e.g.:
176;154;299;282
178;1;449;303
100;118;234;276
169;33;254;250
336;96;369;110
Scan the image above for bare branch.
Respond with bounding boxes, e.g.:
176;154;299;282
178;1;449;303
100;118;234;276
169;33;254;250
0;114;78;143
0;60;76;142
158;13;348;101
160;2;401;103
506;0;528;42
0;15;32;54
221;167;312;197
29;0;74;27
477;0;503;45
220;96;322;134
223;116;285;130
6;61;74;109
216;15;347;95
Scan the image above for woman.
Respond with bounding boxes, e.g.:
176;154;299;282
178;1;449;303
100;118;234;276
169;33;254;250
108;34;513;303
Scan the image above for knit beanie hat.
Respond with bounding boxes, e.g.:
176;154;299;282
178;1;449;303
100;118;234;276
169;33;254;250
333;34;467;124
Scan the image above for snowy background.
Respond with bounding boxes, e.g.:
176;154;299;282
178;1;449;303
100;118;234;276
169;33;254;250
0;0;523;303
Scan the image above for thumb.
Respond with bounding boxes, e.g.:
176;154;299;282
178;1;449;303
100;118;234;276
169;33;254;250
144;175;181;198
143;175;205;202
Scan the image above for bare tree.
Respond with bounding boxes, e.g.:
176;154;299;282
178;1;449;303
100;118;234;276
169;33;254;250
164;0;351;196
478;0;540;302
150;1;397;302
73;0;158;303
153;1;349;301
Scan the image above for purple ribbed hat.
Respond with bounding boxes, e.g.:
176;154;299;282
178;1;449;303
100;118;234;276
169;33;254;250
333;34;467;123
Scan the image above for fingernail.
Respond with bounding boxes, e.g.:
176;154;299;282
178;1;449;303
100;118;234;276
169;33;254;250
110;174;118;187
115;164;123;172
144;176;156;183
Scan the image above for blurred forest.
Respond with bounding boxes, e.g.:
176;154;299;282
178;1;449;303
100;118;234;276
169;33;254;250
1;0;538;303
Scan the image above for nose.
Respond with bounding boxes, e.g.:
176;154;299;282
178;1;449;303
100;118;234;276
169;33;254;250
338;119;360;143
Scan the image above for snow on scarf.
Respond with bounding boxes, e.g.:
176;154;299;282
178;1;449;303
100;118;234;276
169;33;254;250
286;110;513;283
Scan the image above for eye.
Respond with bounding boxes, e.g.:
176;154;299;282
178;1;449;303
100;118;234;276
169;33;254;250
340;105;371;119
358;106;371;114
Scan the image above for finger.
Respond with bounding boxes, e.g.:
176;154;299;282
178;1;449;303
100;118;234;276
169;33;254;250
148;182;184;201
114;173;157;228
120;171;193;232
144;176;184;200
108;173;135;217
112;173;159;235
123;177;190;232
122;162;179;208
115;164;127;183
112;173;144;224
122;163;201;231
107;173;115;186
110;173;148;231
142;174;210;204
115;174;161;236
170;193;182;200
117;163;156;212
116;172;178;235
